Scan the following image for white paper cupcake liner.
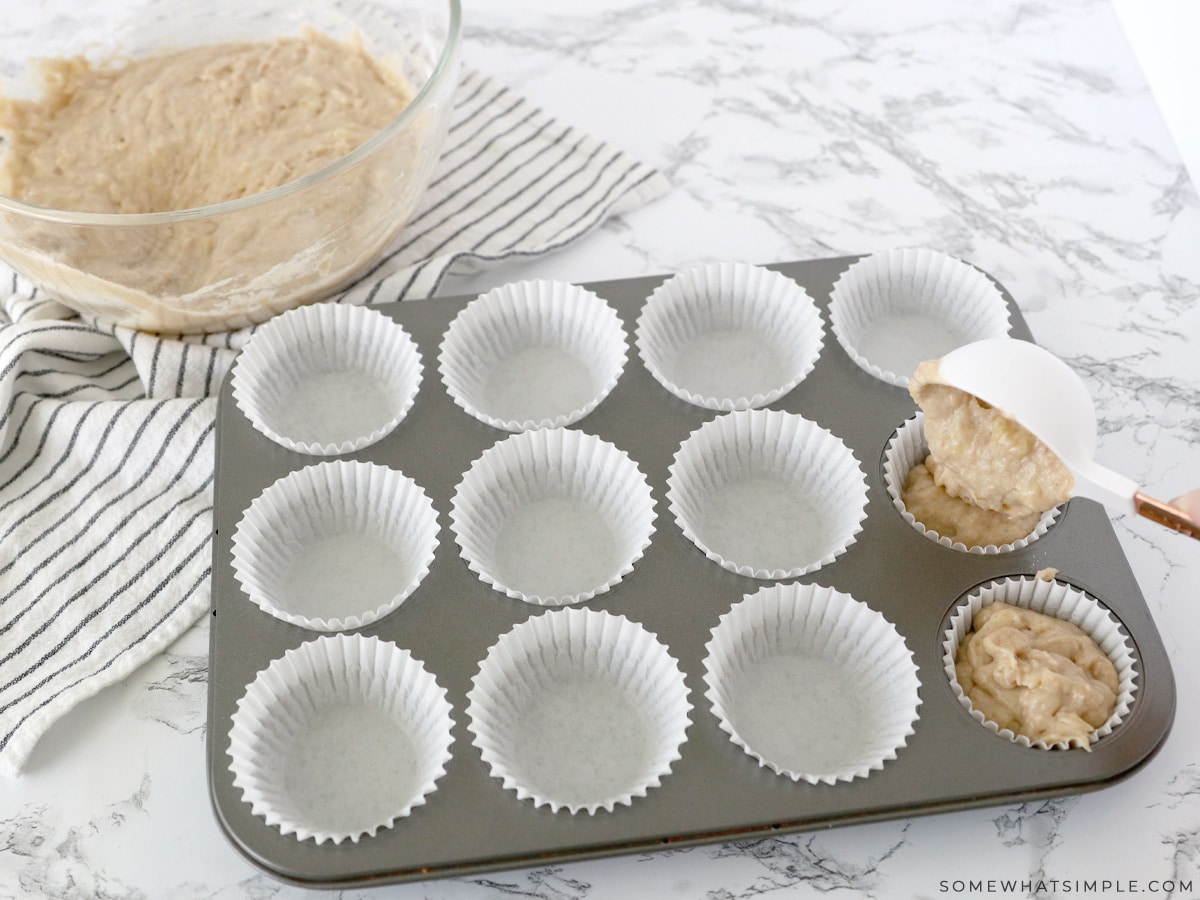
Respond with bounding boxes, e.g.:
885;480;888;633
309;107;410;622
943;576;1138;750
231;460;439;632
703;583;921;784
882;413;1060;553
666;409;868;579
438;279;628;432
634;261;824;410
231;303;424;455
450;428;655;606
228;633;454;845
827;248;1012;387
466;607;691;814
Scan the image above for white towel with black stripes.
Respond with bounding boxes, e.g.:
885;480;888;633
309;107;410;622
0;68;669;777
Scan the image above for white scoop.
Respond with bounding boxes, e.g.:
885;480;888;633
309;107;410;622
934;338;1199;540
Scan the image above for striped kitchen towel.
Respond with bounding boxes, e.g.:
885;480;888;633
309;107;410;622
0;67;669;777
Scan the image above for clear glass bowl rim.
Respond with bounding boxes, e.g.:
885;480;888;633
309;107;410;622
0;0;463;227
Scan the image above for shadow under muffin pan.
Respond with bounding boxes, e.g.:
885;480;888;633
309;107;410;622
207;256;1176;890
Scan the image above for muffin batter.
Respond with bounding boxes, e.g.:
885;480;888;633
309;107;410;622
0;29;422;331
900;358;1073;545
955;601;1119;748
0;30;412;213
901;458;1041;547
908;359;1073;518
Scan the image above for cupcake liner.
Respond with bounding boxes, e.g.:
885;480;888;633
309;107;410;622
827;248;1012;387
466;607;691;814
882;412;1060;553
228;633;454;845
634;261;824;410
438;279;628;431
450;428;655;605
231;303;423;455
666;409;868;579
231;460;439;631
943;576;1138;750
703;583;921;784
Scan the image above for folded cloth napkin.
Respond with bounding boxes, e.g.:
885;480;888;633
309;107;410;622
0;67;669;777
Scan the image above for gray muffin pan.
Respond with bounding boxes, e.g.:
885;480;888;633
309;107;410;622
206;256;1176;888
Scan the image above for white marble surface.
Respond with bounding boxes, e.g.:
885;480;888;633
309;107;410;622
1112;0;1200;190
4;0;1200;897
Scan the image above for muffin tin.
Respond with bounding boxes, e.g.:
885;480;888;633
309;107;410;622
206;255;1176;888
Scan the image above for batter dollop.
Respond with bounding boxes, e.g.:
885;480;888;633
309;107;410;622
955;600;1119;749
901;459;1041;547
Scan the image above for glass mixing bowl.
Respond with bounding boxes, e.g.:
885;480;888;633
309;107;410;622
0;0;462;333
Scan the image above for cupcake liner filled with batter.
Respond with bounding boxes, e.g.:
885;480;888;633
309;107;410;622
449;428;655;606
703;582;921;784
438;279;627;432
231;302;423;454
943;576;1138;750
228;633;454;845
882;412;1060;553
231;459;439;632
466;607;691;814
666;409;867;579
827;248;1011;388
634;260;824;410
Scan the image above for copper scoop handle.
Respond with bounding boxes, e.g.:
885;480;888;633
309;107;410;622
1134;492;1200;541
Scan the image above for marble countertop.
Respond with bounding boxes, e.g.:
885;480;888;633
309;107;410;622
4;0;1199;897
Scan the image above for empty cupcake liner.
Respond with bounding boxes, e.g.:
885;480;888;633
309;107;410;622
634;261;824;410
231;460;439;632
438;279;628;431
450;428;655;605
703;583;921;784
466;607;691;814
666;409;868;579
827;248;1012;388
943;576;1138;750
882;413;1060;553
231;302;424;455
228;633;454;845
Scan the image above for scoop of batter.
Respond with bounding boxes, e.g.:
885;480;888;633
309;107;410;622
908;359;1073;519
0;29;411;213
